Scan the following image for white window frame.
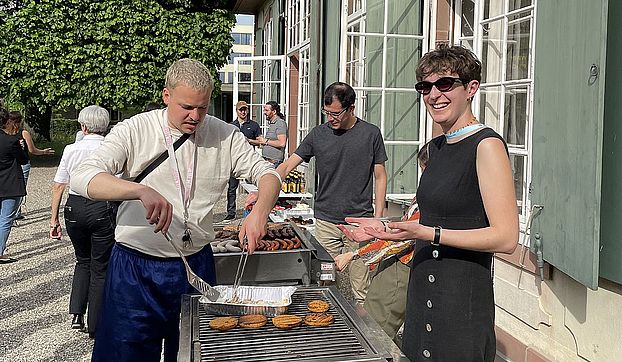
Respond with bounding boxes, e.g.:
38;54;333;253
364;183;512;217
455;0;536;226
286;0;311;52
341;0;431;198
297;45;311;146
286;0;311;148
233;55;289;138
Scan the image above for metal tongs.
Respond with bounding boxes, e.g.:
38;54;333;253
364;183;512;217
163;231;220;302
230;236;249;303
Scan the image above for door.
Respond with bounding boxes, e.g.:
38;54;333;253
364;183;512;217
233;55;289;138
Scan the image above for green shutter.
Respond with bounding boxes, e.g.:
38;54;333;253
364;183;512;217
600;1;622;285
531;0;607;290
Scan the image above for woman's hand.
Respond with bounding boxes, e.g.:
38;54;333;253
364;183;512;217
337;217;385;242
362;220;424;242
334;252;355;272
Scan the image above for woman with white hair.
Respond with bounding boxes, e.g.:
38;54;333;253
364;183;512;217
50;105;116;338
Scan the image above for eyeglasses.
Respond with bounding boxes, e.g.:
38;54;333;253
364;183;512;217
415;77;469;95
321;107;349;118
238;107;248;112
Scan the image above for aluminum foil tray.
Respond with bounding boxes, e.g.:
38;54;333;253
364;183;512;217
199;285;297;317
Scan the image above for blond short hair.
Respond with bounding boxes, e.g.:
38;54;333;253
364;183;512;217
165;58;214;92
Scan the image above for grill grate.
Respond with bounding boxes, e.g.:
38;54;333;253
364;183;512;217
197;289;375;361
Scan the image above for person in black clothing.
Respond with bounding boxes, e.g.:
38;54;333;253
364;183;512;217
0;106;28;263
49;105;116;337
8;111;55;220
224;101;262;220
343;45;519;361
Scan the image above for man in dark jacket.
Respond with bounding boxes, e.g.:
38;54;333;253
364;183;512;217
225;101;262;220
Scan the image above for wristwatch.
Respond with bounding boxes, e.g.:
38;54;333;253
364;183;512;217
431;226;442;246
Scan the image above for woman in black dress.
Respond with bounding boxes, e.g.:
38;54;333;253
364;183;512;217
344;45;518;361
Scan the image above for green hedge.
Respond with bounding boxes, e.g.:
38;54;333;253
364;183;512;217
51;118;81;141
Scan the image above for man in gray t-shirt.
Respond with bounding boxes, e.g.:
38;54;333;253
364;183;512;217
258;101;287;166
275;82;388;303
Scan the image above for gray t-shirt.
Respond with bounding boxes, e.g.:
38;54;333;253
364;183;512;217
295;118;388;224
262;117;287;161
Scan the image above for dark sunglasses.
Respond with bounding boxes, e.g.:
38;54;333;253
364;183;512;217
415;77;469;95
321;107;348;117
238;107;248;112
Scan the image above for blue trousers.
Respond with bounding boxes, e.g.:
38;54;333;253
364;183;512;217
16;162;30;217
0;197;20;255
91;243;216;362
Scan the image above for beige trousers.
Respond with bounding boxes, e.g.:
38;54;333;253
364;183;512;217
315;218;371;303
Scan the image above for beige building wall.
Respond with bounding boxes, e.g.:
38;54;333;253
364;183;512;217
220;23;254;83
494;255;622;361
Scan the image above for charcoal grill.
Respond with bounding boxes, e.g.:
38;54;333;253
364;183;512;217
179;286;408;361
213;222;335;286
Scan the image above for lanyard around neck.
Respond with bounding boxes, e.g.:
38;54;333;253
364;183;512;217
161;116;197;223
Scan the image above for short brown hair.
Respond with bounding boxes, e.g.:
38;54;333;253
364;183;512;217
416;44;481;82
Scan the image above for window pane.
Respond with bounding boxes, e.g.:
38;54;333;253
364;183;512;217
386;37;422;88
347;0;363;15
481;21;503;83
461;0;475;37
506;15;531;81
384;91;420;142
362;90;382;128
483;0;504;20
387;1;423;35
346;29;363;87
504;86;528;148
361;90;420;142
365;36;384;87
508;0;532;12
239;73;251;82
509;154;526;216
460;39;474;51
479;86;501;131
366;0;385;33
385;144;421;194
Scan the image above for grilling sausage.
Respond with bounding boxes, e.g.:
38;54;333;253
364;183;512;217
224;240;242;252
271;240;280;251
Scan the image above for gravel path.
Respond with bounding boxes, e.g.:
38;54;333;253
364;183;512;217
0;165;354;362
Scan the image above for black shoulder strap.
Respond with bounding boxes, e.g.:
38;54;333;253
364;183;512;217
133;133;191;184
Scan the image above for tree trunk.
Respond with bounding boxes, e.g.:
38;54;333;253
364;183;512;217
25;104;53;141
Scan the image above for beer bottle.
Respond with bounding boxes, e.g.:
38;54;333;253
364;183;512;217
282;176;288;192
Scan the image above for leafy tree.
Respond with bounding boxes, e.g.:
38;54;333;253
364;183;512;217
0;0;235;139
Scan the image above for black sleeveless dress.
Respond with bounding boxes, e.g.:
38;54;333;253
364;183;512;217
402;128;505;361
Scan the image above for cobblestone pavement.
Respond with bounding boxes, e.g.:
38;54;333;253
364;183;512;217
0;165;354;362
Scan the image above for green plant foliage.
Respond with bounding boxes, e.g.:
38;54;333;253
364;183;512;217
155;0;235;12
0;0;235;137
